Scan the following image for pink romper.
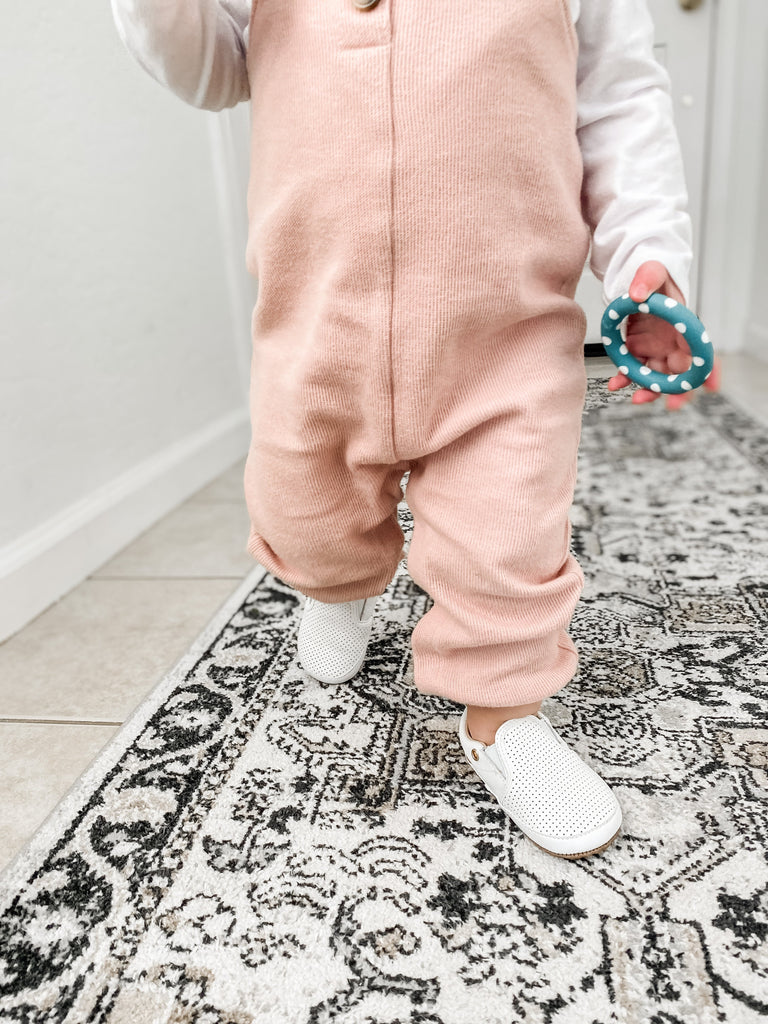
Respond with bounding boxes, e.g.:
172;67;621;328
243;0;592;708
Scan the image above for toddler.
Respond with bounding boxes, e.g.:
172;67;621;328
112;0;718;859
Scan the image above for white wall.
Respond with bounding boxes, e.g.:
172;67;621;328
0;3;255;641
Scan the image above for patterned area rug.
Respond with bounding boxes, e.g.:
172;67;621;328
1;383;767;1024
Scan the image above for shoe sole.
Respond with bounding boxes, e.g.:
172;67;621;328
528;825;621;860
301;657;366;684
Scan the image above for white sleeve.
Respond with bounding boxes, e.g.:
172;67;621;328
110;0;252;111
575;0;694;307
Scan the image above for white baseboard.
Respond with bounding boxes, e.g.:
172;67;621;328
0;409;251;643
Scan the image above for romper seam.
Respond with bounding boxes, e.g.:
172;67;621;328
556;0;579;63
245;0;259;75
385;0;397;462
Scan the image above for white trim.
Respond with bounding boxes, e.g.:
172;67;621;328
700;0;768;352
0;410;251;643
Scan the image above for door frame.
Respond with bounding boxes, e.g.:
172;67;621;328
701;0;768;356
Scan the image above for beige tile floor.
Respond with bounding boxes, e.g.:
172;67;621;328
0;351;766;874
0;459;254;872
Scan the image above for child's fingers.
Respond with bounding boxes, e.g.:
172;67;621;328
624;336;675;361
625;320;694;368
645;357;669;373
664;356;721;409
624;336;691;365
607;371;631;390
608;351;715;406
667;347;693;373
631;388;659;404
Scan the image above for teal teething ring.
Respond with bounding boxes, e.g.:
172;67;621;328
601;291;714;395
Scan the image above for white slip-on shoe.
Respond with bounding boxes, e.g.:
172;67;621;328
458;706;622;859
296;594;381;684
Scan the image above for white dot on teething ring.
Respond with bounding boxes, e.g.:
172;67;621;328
667;374;678;381
619;344;628;355
640;365;651;375
618;366;629;375
693;356;705;366
674;322;686;333
664;297;678;308
650;383;661;392
639;303;650;313
622;293;630;299
681;380;692;391
609;310;620;320
602;336;613;345
702;331;710;344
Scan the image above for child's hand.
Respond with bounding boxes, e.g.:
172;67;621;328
606;259;722;411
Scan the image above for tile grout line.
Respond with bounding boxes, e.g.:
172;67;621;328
0;718;124;727
86;574;253;581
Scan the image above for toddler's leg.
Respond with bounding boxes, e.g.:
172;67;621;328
465;701;543;744
403;317;621;858
404;324;587;709
244;442;409;603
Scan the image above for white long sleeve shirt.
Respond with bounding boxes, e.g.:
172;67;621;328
110;0;693;308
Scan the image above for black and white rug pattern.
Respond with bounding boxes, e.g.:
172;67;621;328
1;383;767;1023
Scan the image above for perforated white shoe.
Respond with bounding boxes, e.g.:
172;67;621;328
296;594;381;683
458;706;622;859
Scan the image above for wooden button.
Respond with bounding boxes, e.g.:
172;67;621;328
353;0;381;8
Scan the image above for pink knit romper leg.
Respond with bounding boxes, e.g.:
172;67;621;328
242;0;407;603
242;0;591;706
381;0;592;707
